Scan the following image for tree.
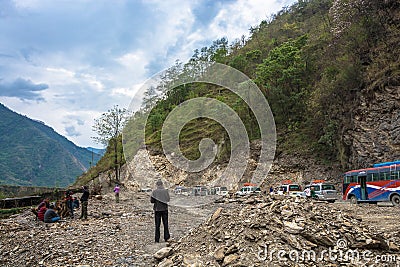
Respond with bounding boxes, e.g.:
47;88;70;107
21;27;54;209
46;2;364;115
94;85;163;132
92;105;128;182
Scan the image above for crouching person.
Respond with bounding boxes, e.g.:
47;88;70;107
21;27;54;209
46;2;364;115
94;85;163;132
44;204;61;223
37;205;47;222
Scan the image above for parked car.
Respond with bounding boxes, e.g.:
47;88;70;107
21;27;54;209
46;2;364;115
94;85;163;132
174;186;190;196
277;184;302;197
297;182;338;203
139;188;152;193
235;186;261;196
192;186;208;196
209;186;229;196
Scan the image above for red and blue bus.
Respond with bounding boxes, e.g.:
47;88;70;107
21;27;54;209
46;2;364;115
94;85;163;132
343;160;400;205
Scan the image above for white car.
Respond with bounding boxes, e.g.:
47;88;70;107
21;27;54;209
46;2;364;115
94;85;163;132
235;186;261;196
210;186;229;196
297;183;338;203
277;184;302;197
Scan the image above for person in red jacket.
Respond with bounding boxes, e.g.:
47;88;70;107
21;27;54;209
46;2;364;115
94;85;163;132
37;205;47;221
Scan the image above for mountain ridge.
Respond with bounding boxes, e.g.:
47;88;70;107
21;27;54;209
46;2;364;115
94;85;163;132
0;103;99;187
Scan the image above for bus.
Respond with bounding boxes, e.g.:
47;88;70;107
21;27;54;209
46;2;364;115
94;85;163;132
343;160;400;205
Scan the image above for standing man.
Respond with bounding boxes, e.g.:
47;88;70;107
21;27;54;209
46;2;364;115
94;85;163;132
113;184;120;203
65;190;74;218
80;186;89;220
304;187;311;199
150;180;170;243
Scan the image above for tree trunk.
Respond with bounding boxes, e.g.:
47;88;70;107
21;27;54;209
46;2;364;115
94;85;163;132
114;138;119;181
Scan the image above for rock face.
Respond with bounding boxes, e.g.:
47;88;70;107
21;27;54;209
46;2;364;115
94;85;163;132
103;141;343;195
343;85;400;168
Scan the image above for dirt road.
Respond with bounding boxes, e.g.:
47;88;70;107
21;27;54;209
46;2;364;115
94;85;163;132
0;192;399;267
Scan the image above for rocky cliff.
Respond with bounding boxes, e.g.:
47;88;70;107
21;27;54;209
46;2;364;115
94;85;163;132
343;85;400;168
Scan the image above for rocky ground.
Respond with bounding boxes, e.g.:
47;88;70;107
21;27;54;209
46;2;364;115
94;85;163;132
1;191;400;267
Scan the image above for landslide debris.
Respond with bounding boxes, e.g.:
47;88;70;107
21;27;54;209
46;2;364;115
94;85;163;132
159;195;400;266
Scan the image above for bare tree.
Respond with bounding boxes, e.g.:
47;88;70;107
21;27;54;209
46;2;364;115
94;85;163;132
92;105;128;181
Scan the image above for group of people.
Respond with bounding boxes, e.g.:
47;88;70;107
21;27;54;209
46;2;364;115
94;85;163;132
36;198;60;223
34;181;171;244
35;185;90;223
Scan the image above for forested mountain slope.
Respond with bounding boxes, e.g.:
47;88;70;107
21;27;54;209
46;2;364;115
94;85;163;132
78;0;399;187
143;0;399;169
0;103;100;187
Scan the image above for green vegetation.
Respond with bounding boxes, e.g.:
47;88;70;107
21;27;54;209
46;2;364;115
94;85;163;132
0;207;25;218
77;0;400;184
0;104;100;187
138;0;399;167
92;105;128;182
74;135;125;187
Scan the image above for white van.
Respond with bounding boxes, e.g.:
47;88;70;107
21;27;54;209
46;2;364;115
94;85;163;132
235;186;261;196
277;184;302;197
298;182;338;203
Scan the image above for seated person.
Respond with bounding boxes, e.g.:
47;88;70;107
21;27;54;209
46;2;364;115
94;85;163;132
73;197;79;209
37;205;47;221
38;198;50;209
44;204;61;223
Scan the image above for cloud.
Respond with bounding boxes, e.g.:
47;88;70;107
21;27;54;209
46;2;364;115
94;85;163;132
65;125;81;137
0;78;48;100
0;0;297;147
189;0;295;46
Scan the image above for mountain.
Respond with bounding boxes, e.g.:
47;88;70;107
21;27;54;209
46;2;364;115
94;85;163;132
0;103;99;187
139;0;400;169
86;147;106;156
76;0;399;187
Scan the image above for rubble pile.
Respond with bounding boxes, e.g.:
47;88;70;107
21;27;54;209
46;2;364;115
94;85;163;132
161;195;400;266
1;190;400;267
0;192;214;267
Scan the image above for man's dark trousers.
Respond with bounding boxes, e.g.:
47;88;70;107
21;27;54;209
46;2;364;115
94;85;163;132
155;210;170;242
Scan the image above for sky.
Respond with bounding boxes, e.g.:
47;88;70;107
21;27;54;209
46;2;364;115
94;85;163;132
0;0;296;148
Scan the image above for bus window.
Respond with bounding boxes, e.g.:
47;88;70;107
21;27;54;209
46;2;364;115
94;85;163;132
391;171;399;180
344;176;350;184
367;174;373;182
351;176;358;183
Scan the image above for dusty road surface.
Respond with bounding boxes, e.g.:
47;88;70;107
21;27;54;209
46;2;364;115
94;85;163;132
0;192;399;266
0;191;223;267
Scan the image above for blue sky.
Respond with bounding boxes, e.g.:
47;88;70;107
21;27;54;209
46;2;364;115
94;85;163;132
0;0;296;148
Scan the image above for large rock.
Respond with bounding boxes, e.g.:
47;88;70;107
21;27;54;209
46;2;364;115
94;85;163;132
154;247;173;260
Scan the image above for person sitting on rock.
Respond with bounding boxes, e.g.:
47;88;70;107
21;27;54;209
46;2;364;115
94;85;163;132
32;198;50;220
38;198;50;210
37;205;47;222
44;204;61;223
73;197;80;209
